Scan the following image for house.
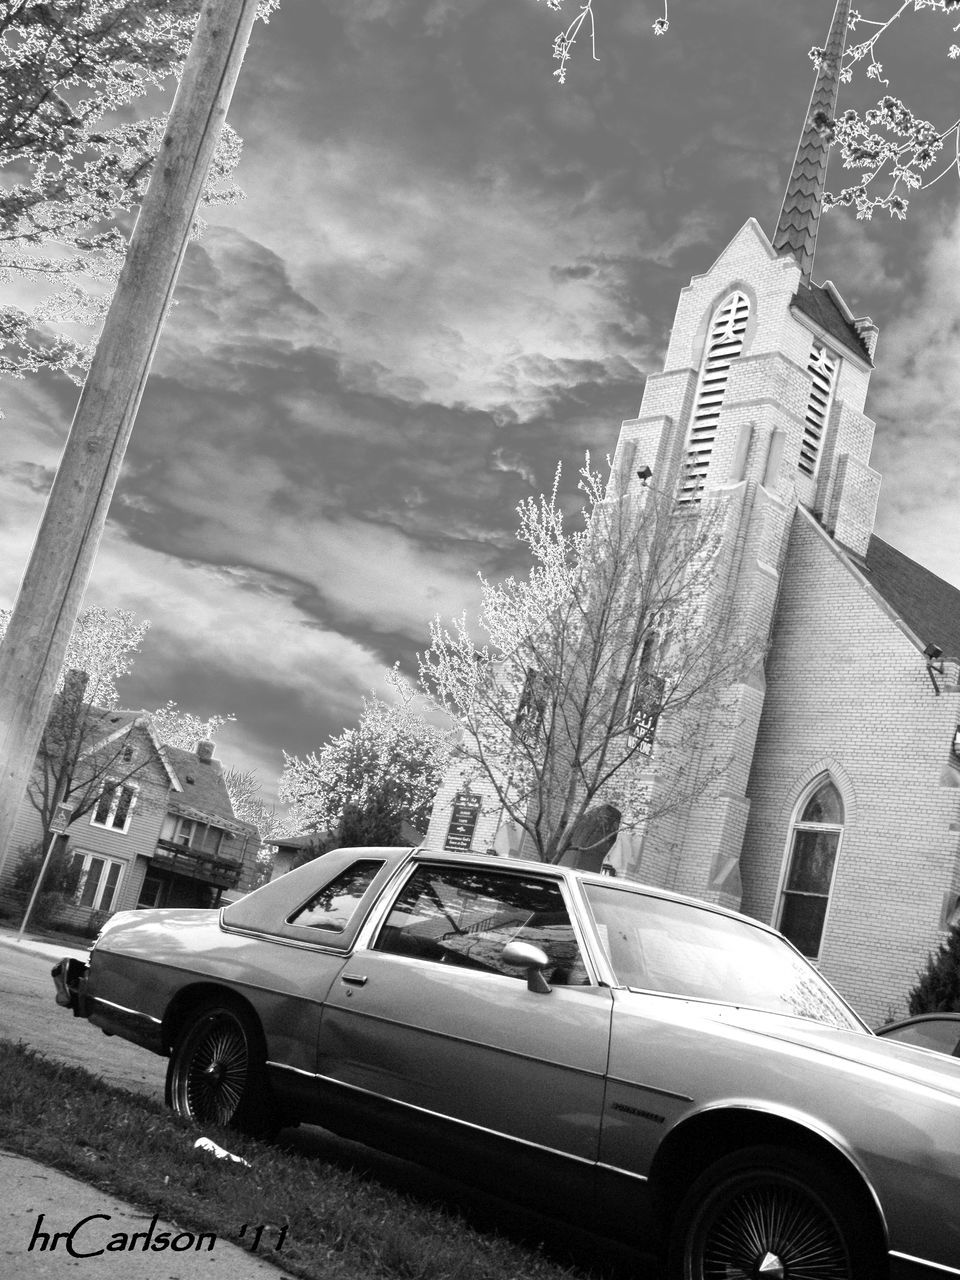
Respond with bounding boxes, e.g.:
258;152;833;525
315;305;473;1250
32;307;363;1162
426;0;960;1025
0;710;260;931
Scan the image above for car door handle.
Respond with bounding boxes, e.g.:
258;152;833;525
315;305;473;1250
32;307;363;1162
341;973;367;987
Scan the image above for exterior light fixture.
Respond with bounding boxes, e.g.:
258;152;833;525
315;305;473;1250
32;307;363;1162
636;465;653;484
925;643;945;695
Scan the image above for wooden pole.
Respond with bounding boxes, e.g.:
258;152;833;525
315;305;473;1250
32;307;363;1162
0;0;263;881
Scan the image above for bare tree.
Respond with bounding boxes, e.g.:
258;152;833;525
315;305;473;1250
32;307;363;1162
419;460;762;865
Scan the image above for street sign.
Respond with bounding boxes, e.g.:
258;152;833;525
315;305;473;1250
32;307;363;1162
444;792;481;852
49;802;73;834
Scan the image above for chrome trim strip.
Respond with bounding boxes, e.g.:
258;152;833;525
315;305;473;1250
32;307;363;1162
267;1060;317;1079
604;1075;693;1103
274;1065;598;1167
90;996;161;1025
563;875;619;989
889;1252;960;1277
596;1161;648;1184
218;920;350;955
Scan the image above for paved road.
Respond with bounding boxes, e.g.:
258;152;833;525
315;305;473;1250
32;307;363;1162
0;944;167;1098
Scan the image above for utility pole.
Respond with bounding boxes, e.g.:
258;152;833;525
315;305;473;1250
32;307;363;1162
0;0;263;880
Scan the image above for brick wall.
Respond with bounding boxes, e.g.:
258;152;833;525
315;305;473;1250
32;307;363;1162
740;508;960;1025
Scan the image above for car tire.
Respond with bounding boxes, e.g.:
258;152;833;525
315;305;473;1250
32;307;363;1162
667;1144;884;1280
166;1000;279;1139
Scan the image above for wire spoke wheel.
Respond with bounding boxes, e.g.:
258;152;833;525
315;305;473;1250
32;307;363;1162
670;1146;879;1280
182;1013;249;1125
695;1180;849;1279
168;1003;270;1132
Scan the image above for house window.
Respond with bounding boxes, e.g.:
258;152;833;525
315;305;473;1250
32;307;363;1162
90;781;138;834
160;813;225;857
680;291;750;503
777;778;844;960
73;852;123;913
799;342;838;478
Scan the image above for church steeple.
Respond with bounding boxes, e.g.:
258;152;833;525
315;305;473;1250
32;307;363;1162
771;0;851;282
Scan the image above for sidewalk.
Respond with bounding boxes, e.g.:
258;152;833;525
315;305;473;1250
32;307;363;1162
1;1151;295;1278
0;923;90;963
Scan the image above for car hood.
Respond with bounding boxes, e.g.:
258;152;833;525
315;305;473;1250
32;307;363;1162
693;999;960;1101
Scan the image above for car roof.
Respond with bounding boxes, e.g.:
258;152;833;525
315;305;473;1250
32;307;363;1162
225;842;782;943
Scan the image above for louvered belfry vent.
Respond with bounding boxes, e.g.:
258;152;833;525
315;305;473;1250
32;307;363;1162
800;342;837;477
680;291;750;503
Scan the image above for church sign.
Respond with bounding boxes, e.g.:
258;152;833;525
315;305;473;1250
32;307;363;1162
444;791;482;852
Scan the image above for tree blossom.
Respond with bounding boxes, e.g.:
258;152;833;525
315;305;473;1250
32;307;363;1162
279;688;453;841
418;459;762;864
148;700;235;751
537;1;960;219
0;605;148;710
0;0;279;407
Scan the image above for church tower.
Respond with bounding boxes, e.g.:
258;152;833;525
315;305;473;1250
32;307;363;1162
424;0;960;1024
611;0;881;907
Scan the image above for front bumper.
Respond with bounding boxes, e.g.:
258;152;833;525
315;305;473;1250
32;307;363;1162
51;956;89;1017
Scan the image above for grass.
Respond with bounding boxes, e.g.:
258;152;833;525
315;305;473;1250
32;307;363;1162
0;1039;615;1280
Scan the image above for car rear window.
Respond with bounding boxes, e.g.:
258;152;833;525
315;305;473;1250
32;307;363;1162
287;860;385;933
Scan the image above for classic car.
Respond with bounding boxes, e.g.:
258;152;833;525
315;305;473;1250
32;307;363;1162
53;846;960;1279
877;1012;960;1058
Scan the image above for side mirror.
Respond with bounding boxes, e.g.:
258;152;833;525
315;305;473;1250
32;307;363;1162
502;940;552;994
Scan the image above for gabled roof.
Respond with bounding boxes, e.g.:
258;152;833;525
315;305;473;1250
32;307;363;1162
81;709;182;791
862;536;960;659
163;743;238;825
791;281;873;365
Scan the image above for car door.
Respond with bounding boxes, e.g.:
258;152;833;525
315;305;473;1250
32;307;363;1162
317;860;613;1209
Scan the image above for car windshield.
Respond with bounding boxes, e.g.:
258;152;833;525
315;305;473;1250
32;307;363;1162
584;883;864;1031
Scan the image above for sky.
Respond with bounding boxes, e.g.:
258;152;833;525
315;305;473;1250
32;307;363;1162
4;0;960;809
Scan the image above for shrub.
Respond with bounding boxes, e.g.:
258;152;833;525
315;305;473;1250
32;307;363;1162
12;839;81;899
908;925;960;1014
11;841;82;931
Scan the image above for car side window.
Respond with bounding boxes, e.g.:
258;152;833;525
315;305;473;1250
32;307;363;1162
287;859;385;932
374;864;589;985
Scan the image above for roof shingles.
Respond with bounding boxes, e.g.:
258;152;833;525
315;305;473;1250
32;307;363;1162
163;743;237;821
863;536;960;659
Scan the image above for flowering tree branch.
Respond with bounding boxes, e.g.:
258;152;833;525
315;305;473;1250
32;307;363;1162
537;0;960;219
279;685;454;842
418;457;762;864
0;0;279;405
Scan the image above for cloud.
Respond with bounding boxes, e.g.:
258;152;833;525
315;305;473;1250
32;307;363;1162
864;205;960;587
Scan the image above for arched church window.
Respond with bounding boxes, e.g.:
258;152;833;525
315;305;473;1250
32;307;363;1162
628;633;662;756
777;777;844;960
799;342;838;477
679;290;750;504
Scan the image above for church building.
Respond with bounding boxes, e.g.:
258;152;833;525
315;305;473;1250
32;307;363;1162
426;0;960;1027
